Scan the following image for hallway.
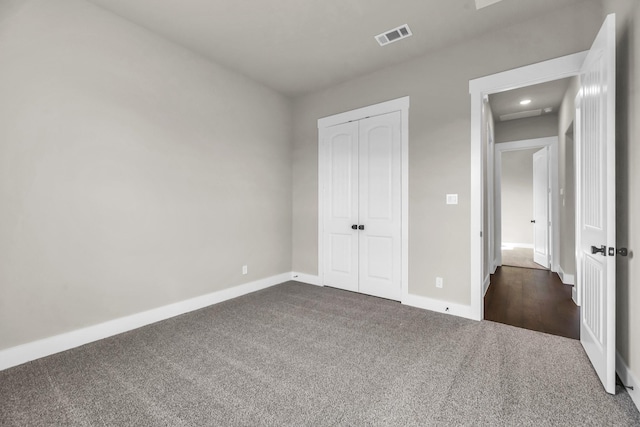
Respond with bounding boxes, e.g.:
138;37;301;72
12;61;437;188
484;266;579;339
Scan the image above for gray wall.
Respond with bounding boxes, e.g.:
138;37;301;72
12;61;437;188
291;1;603;305
501;149;539;245
0;0;293;350
495;114;559;144
604;0;640;386
2;0;638;395
557;77;580;277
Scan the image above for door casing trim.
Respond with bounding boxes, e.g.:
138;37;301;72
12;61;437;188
469;52;586;320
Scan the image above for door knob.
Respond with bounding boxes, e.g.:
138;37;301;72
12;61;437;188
591;245;606;255
531;220;536;223
358;225;365;230
351;224;358;230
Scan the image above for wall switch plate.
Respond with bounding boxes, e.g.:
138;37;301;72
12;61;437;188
242;265;248;275
446;194;458;205
436;277;443;288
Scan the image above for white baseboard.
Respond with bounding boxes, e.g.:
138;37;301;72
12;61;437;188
557;266;575;285
0;272;291;372
502;242;534;249
291;272;322;286
483;274;491;296
616;351;640;412
402;294;474;320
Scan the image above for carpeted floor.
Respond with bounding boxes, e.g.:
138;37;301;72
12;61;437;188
1;281;638;426
502;246;547;270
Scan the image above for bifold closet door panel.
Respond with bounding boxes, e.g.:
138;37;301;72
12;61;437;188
358;112;402;301
321;121;359;292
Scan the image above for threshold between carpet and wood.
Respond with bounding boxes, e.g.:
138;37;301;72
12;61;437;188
1;281;638;426
501;246;547;270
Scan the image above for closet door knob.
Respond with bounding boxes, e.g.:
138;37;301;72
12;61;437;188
351;224;358;230
358;225;365;230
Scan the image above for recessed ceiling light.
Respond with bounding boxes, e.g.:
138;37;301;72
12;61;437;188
520;99;532;105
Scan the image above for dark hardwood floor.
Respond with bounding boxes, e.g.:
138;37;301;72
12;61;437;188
484;266;580;340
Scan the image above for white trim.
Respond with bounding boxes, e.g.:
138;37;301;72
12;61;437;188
291;272;322;286
494;137;559;273
317;96;410;129
483;274;491;296
318;96;410;302
0;272;291;372
557;266;575;286
616;352;640;412
469;52;587;321
402;294;475;320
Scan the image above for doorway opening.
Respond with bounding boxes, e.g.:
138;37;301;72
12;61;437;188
483;78;578;339
469;51;586;321
494;137;558;272
473;72;582;339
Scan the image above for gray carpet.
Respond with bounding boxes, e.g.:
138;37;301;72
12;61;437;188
1;281;638;426
502;247;547;270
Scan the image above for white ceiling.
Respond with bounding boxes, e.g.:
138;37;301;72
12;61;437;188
87;0;588;96
489;78;572;119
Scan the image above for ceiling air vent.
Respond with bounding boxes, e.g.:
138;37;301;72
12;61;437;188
375;24;412;46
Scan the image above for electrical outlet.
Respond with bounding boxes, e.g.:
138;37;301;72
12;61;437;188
242;265;248;275
436;277;443;288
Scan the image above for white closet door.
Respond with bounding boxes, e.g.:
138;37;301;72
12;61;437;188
321;121;359;292
358;112;402;300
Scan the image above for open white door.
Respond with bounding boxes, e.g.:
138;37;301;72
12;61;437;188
576;14;616;394
532;147;550;268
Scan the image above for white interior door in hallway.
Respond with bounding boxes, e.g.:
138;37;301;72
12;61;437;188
532;147;550;268
320;111;402;301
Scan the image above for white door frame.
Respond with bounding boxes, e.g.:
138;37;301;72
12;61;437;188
317;96;410;301
469;52;586;321
493;137;559;273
